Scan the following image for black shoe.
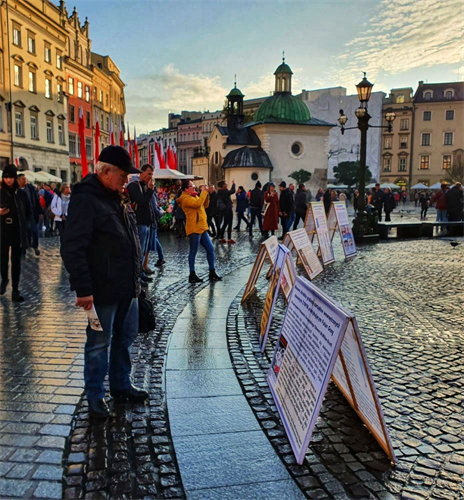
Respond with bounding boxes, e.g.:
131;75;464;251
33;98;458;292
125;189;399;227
233;226;239;230
0;280;8;295
88;398;111;419
141;275;153;283
189;272;203;283
34;248;40;256
154;259;166;267
111;385;149;402
209;270;222;282
144;268;155;275
12;291;25;302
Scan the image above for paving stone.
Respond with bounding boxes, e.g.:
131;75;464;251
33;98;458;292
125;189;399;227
33;481;62;499
0;479;34;497
35;450;63;465
32;464;63;481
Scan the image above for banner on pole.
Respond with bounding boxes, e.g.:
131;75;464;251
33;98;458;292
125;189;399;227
267;277;396;465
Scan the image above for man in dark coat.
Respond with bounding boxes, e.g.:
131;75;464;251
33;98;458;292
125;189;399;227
293;184;308;230
372;183;385;221
278;181;294;239
61;146;147;419
217;179;236;243
206;184;219;237
446;183;463;222
249;181;264;237
18;174;42;256
383;188;396;222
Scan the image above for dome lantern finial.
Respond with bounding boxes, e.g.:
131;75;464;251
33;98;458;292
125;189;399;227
234;73;237;88
282;50;285;63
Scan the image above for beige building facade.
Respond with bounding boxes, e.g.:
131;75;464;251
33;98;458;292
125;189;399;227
411;81;463;186
379;88;414;190
1;0;69;177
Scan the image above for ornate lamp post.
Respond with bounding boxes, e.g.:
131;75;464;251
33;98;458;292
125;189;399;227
337;73;396;240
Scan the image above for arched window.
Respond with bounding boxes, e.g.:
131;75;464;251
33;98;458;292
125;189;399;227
424;91;432;101
444;89;454;99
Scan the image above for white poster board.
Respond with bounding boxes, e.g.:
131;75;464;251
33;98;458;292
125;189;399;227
259;245;291;352
333;202;357;258
287;229;323;280
304;203;316;243
268;277;396;464
311;202;335;266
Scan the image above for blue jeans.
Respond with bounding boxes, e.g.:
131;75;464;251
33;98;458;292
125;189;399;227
137;225;150;273
286;212;296;232
149;226;165;260
84;297;138;401
189;232;215;272
436;209;447;222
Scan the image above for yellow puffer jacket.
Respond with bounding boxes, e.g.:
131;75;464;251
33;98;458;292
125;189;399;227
177;190;210;236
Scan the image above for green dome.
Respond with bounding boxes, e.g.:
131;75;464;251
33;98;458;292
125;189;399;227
274;63;293;75
254;93;311;124
227;86;244;98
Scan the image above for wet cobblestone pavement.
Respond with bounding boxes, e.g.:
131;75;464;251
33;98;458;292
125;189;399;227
0;222;463;499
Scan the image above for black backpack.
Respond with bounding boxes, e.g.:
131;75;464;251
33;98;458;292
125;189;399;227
138;289;156;333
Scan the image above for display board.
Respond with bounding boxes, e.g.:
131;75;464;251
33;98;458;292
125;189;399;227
304;203;316;243
267;277;396;465
259;245;291;352
286;229;323;280
242;236;278;303
332;202;357;258
311;202;335;265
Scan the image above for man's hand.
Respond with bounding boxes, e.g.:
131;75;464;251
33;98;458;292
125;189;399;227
76;295;94;310
148;179;155;190
0;208;10;216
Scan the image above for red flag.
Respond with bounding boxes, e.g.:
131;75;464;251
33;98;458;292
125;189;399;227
159;140;166;169
94;110;100;165
110;118;115;146
154;140;161;170
79;107;88;177
14;158;19;167
127;123;133;161
172;141;178;170
119;121;124;147
134;127;139;169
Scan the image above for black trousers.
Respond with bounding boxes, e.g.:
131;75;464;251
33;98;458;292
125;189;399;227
55;220;66;243
385;211;392;222
219;210;233;240
236;212;249;229
1;230;21;291
207;214;218;236
280;216;289;237
293;213;305;230
249;208;263;234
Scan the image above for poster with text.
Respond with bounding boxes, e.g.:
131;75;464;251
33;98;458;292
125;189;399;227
263;235;279;266
259;245;290;352
333;202;357;258
312;203;335;265
242;246;267;303
288;229;323;280
280;249;296;301
267;277;348;463
327;204;338;241
304;204;316;242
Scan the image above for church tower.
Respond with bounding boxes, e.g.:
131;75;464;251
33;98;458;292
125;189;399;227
274;53;293;94
226;77;245;130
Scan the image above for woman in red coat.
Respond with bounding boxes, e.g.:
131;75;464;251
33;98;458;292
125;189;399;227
263;183;279;237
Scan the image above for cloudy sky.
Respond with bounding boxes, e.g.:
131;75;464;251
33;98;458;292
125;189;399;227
71;0;464;132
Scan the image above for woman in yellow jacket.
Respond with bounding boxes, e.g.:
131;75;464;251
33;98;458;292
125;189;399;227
176;179;222;283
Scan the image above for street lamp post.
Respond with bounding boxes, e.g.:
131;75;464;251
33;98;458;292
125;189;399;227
337;73;396;241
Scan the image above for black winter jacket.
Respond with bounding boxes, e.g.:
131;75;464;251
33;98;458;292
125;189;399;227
295;189;308;215
383;193;396;212
127;180;155;226
249;188;264;209
279;188;294;215
61;174;142;304
206;191;218;216
217;184;236;211
0;182;31;249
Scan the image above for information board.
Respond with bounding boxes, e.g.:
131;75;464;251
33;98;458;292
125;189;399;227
311;203;335;265
242;236;278;303
287;229;323;280
333;202;357;258
259;245;290;351
304;203;316;242
268;277;396;464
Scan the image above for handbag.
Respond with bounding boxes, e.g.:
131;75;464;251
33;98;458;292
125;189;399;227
262;201;270;216
138;289;156;333
217;197;226;212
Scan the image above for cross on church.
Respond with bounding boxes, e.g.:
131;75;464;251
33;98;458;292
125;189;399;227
282;50;285;62
234;74;237;87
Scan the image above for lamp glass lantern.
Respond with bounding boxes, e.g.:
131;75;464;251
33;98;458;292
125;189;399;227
338;109;348;126
356;73;374;104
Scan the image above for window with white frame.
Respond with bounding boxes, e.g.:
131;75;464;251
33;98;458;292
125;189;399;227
383;157;391;172
400;119;409;130
13;24;21;47
399;135;408;148
100;90;103;103
421;133;431;146
446;110;454;120
444;90;454;99
420;155;429;169
396;94;404;104
56;50;62;69
85;85;90;102
399;157;407;172
423;91;432;101
86;138;92;159
15;110;23;136
423;111;431;121
58;122;65;145
69;105;75;123
384;137;392;149
69;133;76;156
28;71;36;93
444;133;453;145
442;155;451;169
45;79;51;99
30;115;38;139
27;33;35;54
14;64;22;87
77;136;81;157
44;42;51;63
57;83;63;103
77;81;83;99
46;120;54;143
68;77;74;95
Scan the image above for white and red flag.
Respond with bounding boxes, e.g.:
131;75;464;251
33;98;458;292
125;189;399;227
79;107;88;177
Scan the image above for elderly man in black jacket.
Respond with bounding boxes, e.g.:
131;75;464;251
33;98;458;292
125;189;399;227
249;181;264;237
278;181;294;239
61;146;147;419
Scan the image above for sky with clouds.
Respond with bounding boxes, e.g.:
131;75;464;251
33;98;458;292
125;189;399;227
70;0;464;132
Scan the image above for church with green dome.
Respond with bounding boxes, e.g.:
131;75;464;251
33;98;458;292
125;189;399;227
208;58;334;190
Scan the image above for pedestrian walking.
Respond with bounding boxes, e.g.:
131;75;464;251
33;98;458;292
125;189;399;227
248;181;264;237
286;183;296;231
127;164;156;286
176;179;222;284
419;192;429;219
206;185;219;238
0;164;31;302
315;188;324;202
61;145;147;419
262;183;279;238
446;183;463;222
383;188;396;222
234;186;250;231
278;181;293;240
18;173;42;256
293;184;308;230
143;188;166;273
51;183;71;243
323;188;331;214
372;183;385;222
173;194;186;239
217;179;236;244
432;184;449;223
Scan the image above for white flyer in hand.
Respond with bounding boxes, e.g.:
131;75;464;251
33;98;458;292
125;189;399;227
86;305;103;331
